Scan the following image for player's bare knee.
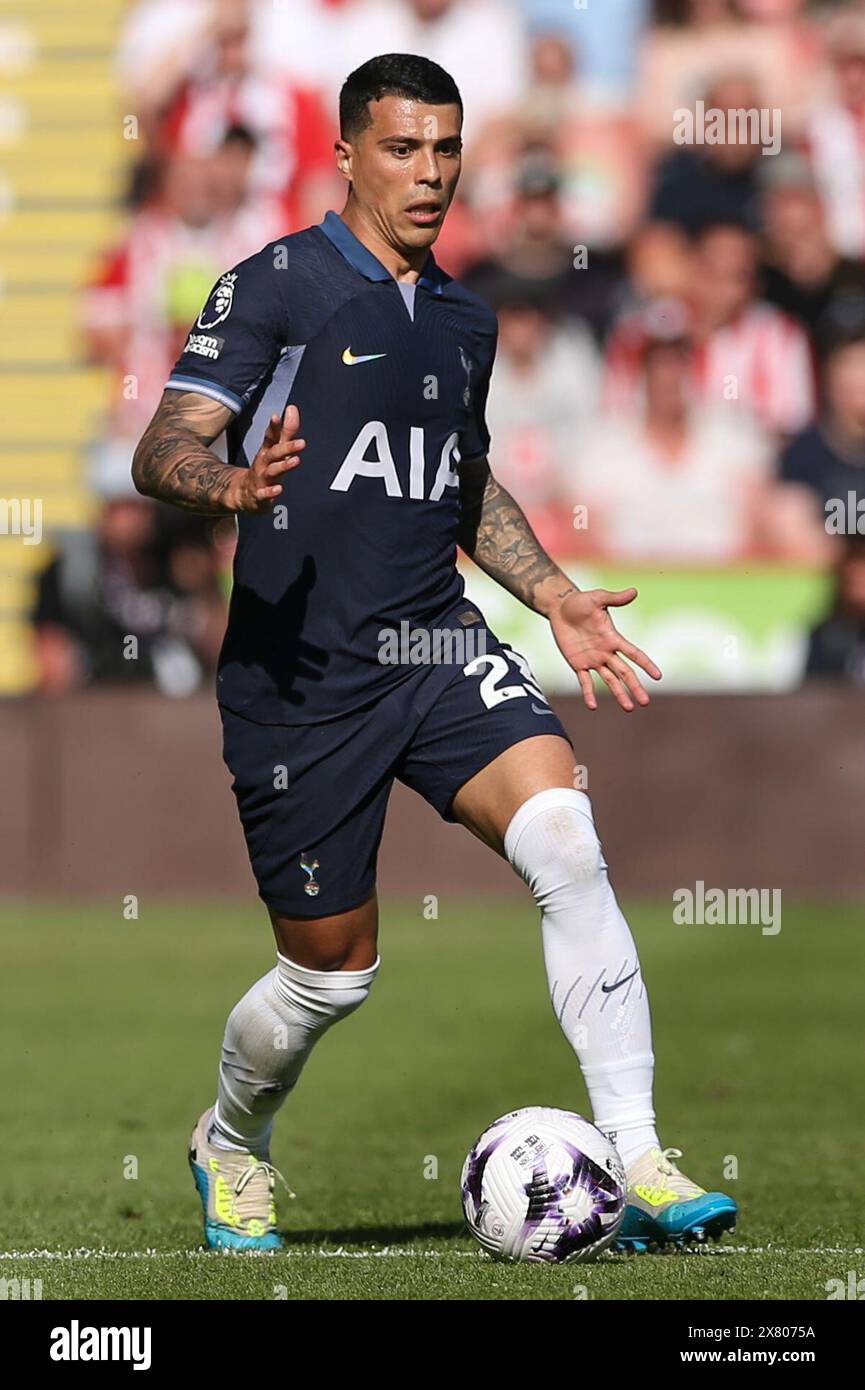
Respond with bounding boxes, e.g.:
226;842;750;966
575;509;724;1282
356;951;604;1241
269;894;378;971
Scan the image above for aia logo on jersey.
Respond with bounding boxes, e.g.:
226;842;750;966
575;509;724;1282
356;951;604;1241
197;272;237;330
330;422;460;500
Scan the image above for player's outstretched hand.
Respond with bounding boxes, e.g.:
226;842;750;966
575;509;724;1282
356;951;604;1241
549;587;662;713
229;405;305;513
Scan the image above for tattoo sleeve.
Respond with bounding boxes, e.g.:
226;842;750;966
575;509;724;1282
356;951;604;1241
457;454;577;618
131;389;242;514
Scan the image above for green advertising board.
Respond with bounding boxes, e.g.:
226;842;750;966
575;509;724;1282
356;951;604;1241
458;559;832;694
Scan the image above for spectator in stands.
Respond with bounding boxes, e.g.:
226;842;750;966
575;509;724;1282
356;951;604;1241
605;221;816;435
778;329;865;559
31;498;225;697
135;0;337;229
117;0;213;113
759;153;865;338
517;0;650;97
208;123;314;254
482;288;601;555
575;302;780;562
640;0;819;150
541;27;645;247
250;0;352;92
806;6;865;261
605;220;694;327
463;152;624;342
467;28;645;251
648;73;770;233
210;122;259;220
689;220;816;434
82;143;277;489
805;533;865;683
287;0;529;141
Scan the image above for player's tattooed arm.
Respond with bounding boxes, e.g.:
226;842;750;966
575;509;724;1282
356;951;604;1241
132;390;305;514
456;454;577;617
131;391;236;513
457;454;662;712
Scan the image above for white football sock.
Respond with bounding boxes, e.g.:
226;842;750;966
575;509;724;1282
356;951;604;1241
504;787;660;1170
209;952;380;1155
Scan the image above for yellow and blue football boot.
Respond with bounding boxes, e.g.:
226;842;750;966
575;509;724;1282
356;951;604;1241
188;1108;293;1252
615;1146;737;1253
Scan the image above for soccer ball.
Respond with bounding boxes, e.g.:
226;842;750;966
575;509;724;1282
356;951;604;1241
460;1107;627;1263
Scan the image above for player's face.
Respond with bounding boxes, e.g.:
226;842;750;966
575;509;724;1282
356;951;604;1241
339;95;462;252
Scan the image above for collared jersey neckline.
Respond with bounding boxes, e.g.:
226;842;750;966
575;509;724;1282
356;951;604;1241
318;209;447;295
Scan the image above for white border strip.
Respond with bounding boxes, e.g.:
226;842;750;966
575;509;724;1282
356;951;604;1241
165;377;242;413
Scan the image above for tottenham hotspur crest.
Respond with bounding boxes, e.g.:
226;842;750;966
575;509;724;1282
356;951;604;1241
459;345;472;407
299;851;320;898
197;272;237;331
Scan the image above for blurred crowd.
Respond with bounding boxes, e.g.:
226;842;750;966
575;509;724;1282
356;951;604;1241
35;0;865;692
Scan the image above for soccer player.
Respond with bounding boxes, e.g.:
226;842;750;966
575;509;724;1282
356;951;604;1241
132;54;737;1254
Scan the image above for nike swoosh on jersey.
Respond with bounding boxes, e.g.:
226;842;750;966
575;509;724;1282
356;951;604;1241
342;347;388;365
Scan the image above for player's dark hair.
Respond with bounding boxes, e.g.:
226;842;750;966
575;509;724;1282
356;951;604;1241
339;53;462;139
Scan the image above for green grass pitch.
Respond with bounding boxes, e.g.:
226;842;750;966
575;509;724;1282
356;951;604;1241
1;897;862;1300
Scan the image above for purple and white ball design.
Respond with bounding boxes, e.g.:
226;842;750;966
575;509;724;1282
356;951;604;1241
461;1107;627;1264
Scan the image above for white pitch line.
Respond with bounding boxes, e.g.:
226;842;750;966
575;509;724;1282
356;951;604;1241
1;1246;862;1261
0;1247;480;1262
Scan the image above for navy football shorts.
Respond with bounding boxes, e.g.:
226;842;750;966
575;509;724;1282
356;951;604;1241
220;635;574;919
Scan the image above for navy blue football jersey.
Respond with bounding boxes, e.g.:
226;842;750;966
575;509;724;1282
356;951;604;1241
166;211;498;724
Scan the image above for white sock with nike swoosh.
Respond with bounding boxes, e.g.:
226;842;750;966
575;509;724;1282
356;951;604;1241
504;788;660;1170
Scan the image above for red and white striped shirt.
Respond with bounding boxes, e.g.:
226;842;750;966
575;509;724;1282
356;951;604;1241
603;300;816;435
